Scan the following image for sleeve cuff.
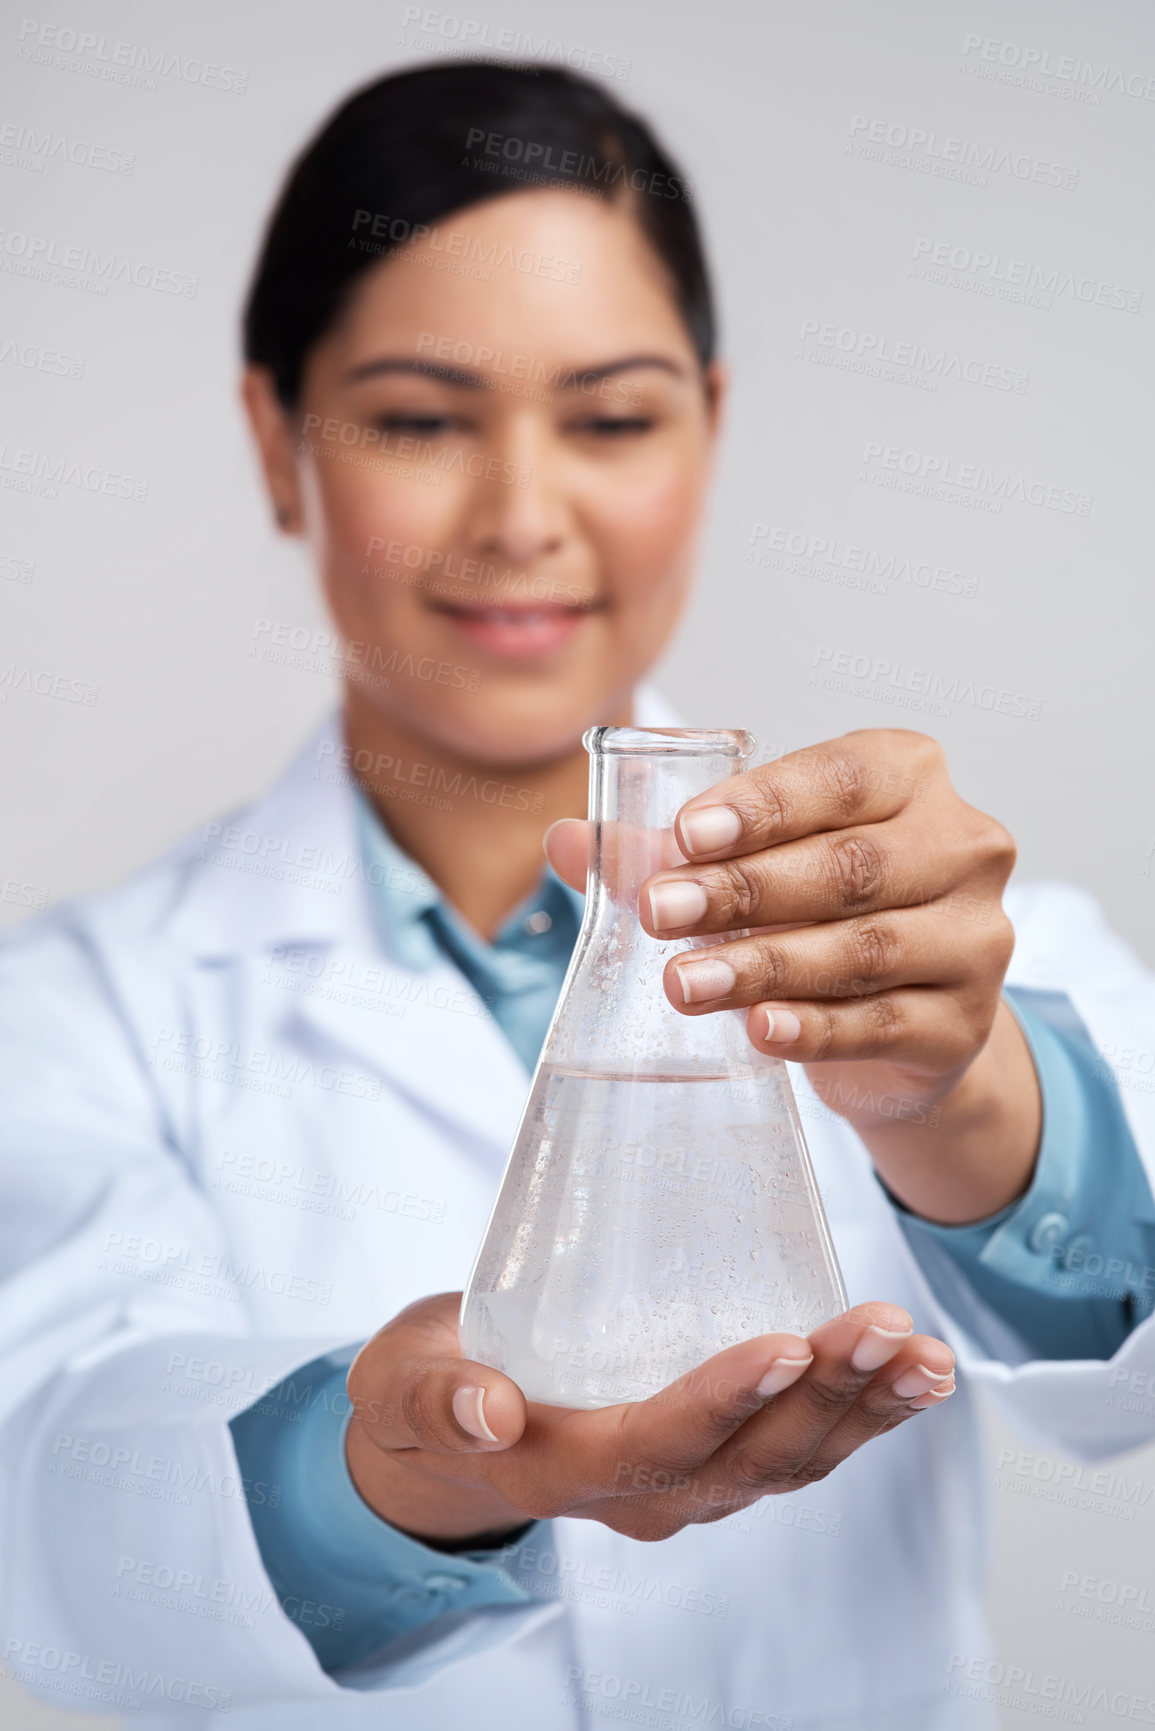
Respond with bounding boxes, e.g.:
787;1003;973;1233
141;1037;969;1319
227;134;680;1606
230;1352;538;1675
891;988;1155;1360
914;988;1086;1275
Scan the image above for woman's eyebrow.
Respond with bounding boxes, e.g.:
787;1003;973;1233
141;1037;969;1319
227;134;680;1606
566;355;685;386
343;357;485;387
342;353;686;387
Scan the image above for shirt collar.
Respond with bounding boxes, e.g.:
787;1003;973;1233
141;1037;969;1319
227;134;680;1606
353;788;585;978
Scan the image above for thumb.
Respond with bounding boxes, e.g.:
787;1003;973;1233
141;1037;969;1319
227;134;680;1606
347;1295;527;1455
545;816;690;897
543;817;590;892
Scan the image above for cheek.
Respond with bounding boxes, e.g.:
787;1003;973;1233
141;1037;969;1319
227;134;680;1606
592;455;707;601
307;464;455;625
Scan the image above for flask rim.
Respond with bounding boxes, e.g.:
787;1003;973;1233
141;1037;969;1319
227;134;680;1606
582;725;756;759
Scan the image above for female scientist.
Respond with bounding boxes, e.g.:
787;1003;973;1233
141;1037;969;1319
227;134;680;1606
2;61;1154;1731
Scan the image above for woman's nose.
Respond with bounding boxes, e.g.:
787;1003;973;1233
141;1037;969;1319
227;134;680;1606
464;431;570;567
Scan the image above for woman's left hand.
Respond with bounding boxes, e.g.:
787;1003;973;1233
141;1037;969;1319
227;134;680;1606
547;728;1041;1224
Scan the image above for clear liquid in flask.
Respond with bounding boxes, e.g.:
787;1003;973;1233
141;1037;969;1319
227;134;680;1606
460;726;847;1409
463;1061;845;1407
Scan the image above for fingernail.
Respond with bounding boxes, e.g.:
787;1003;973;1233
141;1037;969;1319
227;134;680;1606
761;1006;802;1044
675;957;736;1004
914;1378;956;1403
892;1363;956;1400
850;1323;913;1373
453;1385;498;1442
679;805;743;856
755;1354;813;1400
648;880;708;932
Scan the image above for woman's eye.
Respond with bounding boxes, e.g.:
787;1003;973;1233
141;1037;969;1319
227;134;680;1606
571;416;656;438
375;413;462;436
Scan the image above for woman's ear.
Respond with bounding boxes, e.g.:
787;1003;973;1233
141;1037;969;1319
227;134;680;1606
240;366;304;535
702;359;727;438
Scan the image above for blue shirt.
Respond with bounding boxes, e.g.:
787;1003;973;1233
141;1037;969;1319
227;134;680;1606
896;985;1155;1357
231;795;1155;1676
350;789;586;1073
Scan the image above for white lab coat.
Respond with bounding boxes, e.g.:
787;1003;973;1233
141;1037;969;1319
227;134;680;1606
2;697;1154;1731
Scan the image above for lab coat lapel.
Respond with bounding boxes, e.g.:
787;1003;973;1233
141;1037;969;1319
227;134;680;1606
174;688;685;1151
174;712;533;1153
264;934;534;1155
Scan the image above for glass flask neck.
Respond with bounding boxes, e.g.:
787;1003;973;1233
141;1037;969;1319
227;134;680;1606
539;727;759;1079
583;727;756;926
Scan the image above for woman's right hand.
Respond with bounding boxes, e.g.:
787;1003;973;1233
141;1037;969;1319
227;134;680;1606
344;1294;955;1545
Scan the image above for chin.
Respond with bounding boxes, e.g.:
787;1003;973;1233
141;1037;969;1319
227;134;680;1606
431;688;626;770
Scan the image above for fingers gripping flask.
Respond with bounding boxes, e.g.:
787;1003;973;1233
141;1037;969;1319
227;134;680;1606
461;727;847;1409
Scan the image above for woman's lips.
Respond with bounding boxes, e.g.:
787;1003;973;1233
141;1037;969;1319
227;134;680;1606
431;602;595;659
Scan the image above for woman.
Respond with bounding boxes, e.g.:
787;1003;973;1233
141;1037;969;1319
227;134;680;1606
2;61;1153;1731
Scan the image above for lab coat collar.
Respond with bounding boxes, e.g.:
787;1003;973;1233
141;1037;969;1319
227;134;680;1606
171;710;374;959
171;685;684;963
168;690;683;1148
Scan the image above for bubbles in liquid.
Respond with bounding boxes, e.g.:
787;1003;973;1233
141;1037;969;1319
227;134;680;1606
461;1065;846;1408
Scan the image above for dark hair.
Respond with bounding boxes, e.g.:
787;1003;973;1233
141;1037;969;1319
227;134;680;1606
243;60;715;407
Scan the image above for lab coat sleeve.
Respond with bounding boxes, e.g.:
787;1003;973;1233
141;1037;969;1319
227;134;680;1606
229;1353;543;1677
893;987;1155;1360
898;882;1155;1463
0;914;557;1718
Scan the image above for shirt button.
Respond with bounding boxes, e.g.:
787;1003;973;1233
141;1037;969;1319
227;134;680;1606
390;1585;432;1607
423;1572;468;1594
1027;1211;1069;1254
523;910;552;936
1061;1232;1095;1270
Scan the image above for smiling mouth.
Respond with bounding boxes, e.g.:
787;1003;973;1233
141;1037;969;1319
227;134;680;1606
429;599;601;659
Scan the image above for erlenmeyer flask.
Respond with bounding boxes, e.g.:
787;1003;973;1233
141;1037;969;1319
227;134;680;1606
460;726;847;1409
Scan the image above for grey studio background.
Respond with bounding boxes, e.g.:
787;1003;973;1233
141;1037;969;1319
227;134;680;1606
1;0;1153;1726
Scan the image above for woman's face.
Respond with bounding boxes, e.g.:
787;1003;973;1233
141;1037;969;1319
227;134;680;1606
246;188;721;768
